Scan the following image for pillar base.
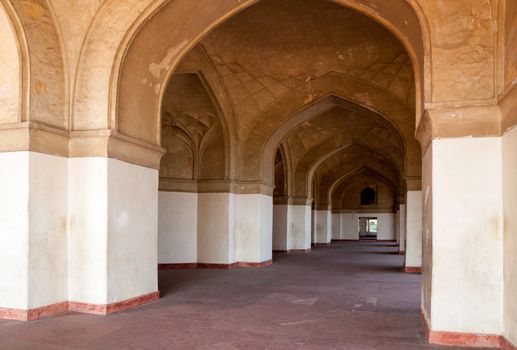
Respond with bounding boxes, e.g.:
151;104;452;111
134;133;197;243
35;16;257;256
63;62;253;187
68;291;159;315
421;312;512;348
404;266;422;273
158;263;198;269
273;249;311;253
158;260;273;269
0;302;68;321
0;291;160;321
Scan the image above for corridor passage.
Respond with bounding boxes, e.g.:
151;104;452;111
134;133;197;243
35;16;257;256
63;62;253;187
0;242;490;349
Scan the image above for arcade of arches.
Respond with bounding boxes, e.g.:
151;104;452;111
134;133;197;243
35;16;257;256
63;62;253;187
0;0;516;348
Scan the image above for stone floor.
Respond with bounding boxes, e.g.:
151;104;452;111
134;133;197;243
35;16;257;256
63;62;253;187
0;241;495;349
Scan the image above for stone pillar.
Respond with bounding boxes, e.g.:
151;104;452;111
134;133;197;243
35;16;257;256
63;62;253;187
287;197;312;251
314;206;332;244
421;137;503;339
235;193;273;265
273;197;289;252
0;151;68;320
502;125;517;347
158;191;198;265
394;208;400;245
197;192;235;265
405;189;422;272
68;157;160;314
398;204;406;254
331;212;340;240
359;217;367;238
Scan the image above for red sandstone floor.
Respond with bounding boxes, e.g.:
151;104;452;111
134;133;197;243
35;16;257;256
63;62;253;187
0;241;494;349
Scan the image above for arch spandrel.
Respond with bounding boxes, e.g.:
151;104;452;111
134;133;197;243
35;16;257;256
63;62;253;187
1;0;66;129
0;1;22;124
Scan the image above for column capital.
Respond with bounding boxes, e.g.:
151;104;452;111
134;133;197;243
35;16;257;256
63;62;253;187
416;105;501;153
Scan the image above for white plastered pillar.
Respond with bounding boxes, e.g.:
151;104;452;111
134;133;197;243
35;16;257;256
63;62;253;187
197;192;236;264
235;193;273;264
405;190;422;270
68;158;159;308
288;197;312;250
158;191;198;264
398;204;406;254
331;212;340;240
0;152;68;318
314;207;332;244
273;199;289;251
394;208;400;245
197;191;273;265
422;137;503;336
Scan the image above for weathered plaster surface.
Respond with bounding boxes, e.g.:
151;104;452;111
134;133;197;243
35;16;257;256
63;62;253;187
158;191;197;264
289;204;312;250
273;204;289;251
405;191;422;268
0;152;29;310
197;193;236;264
502;127;517;345
430;138;503;334
0;152;68;311
235;194;273;263
69;158;158;305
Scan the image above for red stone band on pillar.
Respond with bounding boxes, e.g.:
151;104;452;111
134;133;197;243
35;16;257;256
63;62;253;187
68;291;160;315
404;266;422;273
159;260;274;269
420;311;516;349
0;301;68;321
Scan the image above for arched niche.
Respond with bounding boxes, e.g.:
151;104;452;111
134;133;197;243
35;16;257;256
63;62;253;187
159;71;228;184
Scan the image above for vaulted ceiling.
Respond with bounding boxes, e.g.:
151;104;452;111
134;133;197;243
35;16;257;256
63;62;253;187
159;0;421;207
